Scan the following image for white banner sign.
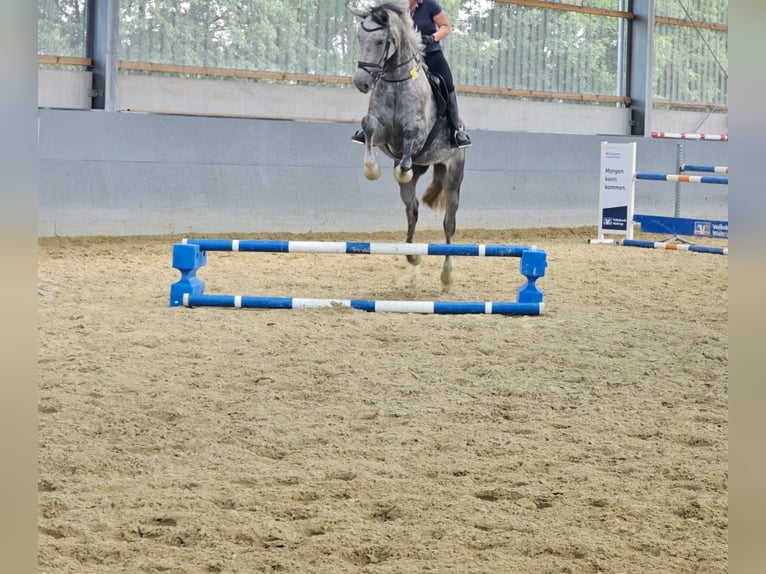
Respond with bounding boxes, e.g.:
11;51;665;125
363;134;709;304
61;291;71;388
593;141;636;242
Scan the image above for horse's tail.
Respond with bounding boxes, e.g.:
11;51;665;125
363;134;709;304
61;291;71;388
422;164;445;210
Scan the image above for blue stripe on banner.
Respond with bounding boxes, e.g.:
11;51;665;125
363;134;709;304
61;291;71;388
633;214;729;239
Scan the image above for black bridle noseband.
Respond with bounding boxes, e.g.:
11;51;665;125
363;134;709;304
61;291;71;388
356;13;418;83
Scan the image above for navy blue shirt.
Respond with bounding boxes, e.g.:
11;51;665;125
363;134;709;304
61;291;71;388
411;0;443;53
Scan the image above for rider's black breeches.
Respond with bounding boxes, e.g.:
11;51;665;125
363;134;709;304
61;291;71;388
424;50;455;93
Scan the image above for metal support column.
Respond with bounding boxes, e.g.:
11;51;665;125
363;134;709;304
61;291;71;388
663;143;694;244
626;0;654;136
86;0;119;111
674;143;684;218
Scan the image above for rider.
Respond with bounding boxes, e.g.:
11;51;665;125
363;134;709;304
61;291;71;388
352;0;472;149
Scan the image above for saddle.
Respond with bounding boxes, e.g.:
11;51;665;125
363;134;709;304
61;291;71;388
426;72;450;119
409;71;452;158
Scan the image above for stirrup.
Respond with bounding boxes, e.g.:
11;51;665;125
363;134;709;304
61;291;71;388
454;131;472;149
351;130;365;144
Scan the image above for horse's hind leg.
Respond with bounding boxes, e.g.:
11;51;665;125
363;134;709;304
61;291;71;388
439;158;465;292
399;165;428;266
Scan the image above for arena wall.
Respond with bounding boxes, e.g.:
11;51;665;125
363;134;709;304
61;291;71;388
38;107;728;237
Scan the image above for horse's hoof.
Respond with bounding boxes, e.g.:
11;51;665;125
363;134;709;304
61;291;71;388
394;165;413;184
364;164;381;180
407;254;421;266
441;264;453;292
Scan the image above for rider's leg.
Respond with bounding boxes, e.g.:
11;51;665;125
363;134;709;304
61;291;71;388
351;127;365;144
424;51;471;149
447;90;471;149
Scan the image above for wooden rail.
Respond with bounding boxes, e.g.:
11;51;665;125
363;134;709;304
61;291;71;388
496;0;729;33
117;60;354;86
457;84;630;105
39;55;730;111
653;99;728;112
37;55;92;67
39;57;730;110
117;60;631;105
655;16;728;32
494;0;632;19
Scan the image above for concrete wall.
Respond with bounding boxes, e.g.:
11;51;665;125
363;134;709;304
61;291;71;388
115;74;633;136
38;69;729;136
38;70;93;110
38;108;728;238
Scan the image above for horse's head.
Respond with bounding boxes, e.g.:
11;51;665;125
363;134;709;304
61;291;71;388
349;1;421;93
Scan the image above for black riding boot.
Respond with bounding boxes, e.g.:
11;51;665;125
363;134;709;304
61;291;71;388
351;129;365;144
447;90;472;148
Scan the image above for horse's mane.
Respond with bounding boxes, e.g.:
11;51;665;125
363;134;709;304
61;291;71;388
368;0;425;61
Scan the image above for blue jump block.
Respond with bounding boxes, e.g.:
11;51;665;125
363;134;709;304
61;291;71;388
169;243;207;307
517;249;547;304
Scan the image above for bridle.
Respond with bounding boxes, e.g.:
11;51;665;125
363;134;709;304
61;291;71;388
356;13;419;84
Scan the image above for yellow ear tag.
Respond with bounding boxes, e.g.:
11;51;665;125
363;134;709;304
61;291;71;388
409;67;418;80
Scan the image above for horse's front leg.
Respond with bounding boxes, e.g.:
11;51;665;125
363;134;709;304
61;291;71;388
361;115;381;180
393;125;418;184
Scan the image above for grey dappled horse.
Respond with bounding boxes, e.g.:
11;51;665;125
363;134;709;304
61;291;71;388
350;0;466;292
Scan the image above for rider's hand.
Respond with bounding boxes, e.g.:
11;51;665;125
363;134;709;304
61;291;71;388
421;34;434;46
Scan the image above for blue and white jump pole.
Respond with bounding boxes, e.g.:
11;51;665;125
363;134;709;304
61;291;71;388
169;239;548;315
621;239;727;256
